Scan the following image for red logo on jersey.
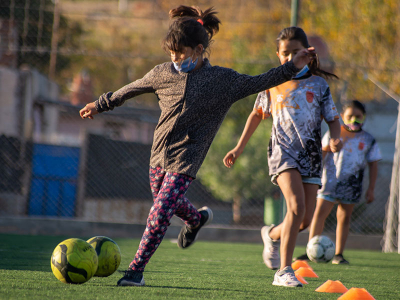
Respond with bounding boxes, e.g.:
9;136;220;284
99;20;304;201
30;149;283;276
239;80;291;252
306;91;314;103
358;142;364;150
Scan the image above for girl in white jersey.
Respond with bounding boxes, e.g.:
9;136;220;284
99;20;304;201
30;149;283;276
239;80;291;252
223;27;342;287
295;100;381;264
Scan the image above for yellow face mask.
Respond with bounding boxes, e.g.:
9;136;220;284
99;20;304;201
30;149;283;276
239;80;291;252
343;115;365;132
343;115;365;125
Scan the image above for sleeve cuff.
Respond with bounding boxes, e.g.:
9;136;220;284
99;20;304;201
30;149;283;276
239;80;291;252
95;91;113;113
94;99;103;113
286;60;301;74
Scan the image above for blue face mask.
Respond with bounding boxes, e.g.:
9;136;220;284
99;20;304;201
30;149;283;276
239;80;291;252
173;56;198;73
293;65;309;79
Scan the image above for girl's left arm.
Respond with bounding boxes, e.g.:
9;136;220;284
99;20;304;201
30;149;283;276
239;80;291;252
327;119;342;152
366;161;378;203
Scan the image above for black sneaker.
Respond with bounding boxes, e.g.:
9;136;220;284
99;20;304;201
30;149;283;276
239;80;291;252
293;253;310;262
332;254;349;265
117;270;145;286
177;206;213;249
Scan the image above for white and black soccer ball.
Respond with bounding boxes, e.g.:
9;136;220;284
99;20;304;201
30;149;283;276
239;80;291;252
306;235;335;263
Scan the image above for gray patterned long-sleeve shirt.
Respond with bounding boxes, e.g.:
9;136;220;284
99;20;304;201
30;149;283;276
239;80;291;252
95;59;299;178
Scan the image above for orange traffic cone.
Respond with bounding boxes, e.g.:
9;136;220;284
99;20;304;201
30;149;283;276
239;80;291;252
292;260;313;271
294;267;318;278
338;288;376;300
295;274;308;285
315;280;348;294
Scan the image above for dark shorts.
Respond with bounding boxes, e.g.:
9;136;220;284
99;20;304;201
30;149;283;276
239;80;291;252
317;193;357;205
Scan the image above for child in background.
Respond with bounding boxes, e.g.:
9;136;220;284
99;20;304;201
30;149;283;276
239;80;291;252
223;27;342;287
79;7;315;287
295;100;381;264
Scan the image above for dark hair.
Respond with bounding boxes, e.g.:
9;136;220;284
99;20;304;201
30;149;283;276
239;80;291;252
343;100;366;114
276;27;338;80
162;6;221;55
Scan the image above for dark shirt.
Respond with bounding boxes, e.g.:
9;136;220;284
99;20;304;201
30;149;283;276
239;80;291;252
95;59;299;178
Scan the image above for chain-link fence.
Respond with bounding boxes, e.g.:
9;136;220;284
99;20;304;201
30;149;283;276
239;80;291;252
0;65;396;233
0;0;398;236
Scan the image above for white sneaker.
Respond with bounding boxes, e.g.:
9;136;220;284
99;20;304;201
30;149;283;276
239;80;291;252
261;225;280;270
272;266;303;287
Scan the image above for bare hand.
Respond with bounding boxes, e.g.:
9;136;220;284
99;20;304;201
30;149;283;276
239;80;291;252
223;149;242;168
330;138;343;153
79;102;98;119
292;47;316;69
366;186;375;204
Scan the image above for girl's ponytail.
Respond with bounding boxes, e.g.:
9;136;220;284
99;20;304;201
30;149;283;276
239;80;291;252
198;7;220;39
163;6;221;53
169;6;220;39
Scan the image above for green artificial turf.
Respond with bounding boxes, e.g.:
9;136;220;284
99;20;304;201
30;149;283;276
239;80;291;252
0;233;399;299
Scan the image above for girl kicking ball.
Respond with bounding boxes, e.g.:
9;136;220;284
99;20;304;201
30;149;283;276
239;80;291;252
79;7;315;286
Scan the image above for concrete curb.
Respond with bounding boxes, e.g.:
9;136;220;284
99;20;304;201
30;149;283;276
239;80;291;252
0;217;383;250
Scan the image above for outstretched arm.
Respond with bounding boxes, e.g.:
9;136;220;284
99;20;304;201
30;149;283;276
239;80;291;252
223;110;262;168
229;47;316;101
80;65;160;119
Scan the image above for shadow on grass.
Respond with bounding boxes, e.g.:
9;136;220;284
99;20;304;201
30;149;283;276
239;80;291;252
0;254;51;272
87;282;238;291
144;284;248;294
349;263;400;270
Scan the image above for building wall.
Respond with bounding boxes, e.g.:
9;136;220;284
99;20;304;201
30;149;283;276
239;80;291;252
0;65;158;219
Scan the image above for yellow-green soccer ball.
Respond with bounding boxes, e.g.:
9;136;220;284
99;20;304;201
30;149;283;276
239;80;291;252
51;238;98;284
87;236;121;277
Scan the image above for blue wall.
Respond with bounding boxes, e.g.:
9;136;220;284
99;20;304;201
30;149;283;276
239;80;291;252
28;144;80;217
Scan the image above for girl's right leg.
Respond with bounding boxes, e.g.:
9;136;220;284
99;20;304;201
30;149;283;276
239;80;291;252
308;198;335;239
275;169;306;270
262;170;305;271
266;169;305;287
265;182;318;263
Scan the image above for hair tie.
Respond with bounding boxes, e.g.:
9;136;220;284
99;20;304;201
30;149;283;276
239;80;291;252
197;19;204;25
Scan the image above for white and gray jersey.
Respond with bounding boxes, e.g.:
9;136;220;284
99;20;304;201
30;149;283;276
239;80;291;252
319;126;382;202
254;75;339;178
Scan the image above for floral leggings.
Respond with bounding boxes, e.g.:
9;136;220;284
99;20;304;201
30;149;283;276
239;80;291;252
129;166;201;272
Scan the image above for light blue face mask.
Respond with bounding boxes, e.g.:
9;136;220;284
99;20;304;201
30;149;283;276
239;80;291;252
293;65;309;79
173;56;198;73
